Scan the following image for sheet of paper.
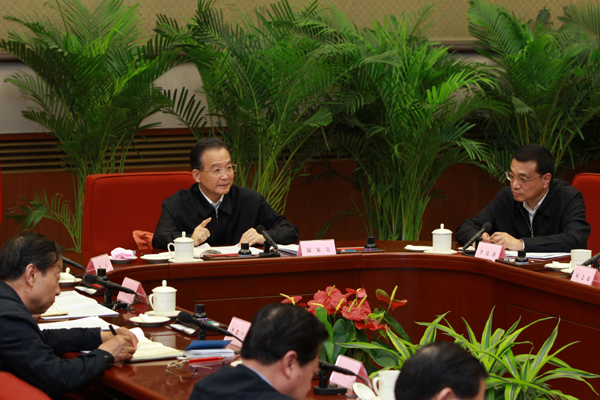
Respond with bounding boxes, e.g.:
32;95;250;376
278;244;299;255
52;291;98;308
40;303;119;320
505;251;570;259
39;316;116;331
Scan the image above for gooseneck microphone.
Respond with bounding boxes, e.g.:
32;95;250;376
256;225;279;251
581;252;600;268
177;311;244;343
82;274;136;294
462;222;493;255
319;360;370;387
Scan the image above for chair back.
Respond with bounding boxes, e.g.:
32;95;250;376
0;372;50;400
572;173;600;254
82;171;195;255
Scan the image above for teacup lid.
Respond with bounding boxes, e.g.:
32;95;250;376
174;231;194;243
432;223;452;235
153;279;177;293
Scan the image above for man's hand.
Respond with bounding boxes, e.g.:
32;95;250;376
99;330;137;363
490;232;524;251
192;217;212;246
480;232;492;243
239;228;265;246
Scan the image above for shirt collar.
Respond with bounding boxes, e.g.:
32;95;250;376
523;188;550;215
240;363;275;388
198;186;224;209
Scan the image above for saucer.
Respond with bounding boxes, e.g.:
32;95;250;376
168;258;204;263
545;262;571;270
404;245;432;252
353;382;377;400
109;256;137;264
146;310;179;318
59;278;82;287
140;254;170;263
130;316;170;327
423;249;458;255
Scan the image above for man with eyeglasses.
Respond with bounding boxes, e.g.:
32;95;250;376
152;138;299;249
455;144;589;252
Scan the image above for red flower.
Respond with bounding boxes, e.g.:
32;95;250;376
376;289;407;310
311;286;346;315
341;298;371;321
345;287;367;298
280;294;302;305
356;319;387;331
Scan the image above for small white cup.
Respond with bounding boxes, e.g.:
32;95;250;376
372;370;400;400
571;249;592;269
432;223;453;252
148;280;177;315
168;231;194;262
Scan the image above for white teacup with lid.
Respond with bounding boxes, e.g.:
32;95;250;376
432;223;453;252
148;280;177;315
168;231;194;262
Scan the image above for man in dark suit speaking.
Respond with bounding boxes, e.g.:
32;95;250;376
152;138;299;249
456;144;590;252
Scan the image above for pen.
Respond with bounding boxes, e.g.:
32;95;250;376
188;356;225;363
109;324;117;336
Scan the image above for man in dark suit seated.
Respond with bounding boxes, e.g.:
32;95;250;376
190;303;328;400
455;144;590;252
153;138;299;249
0;232;138;398
395;342;488;400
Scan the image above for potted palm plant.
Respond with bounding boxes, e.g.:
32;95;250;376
3;0;183;250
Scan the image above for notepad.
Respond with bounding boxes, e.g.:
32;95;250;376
129;334;183;362
39;316;115;331
41;291;118;320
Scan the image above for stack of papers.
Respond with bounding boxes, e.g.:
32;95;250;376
183;340;235;359
39;316;115;331
41;291;118;320
278;244;299;255
129;327;183;362
505;251;570;259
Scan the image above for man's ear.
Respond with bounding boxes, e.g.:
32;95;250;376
192;169;201;183
432;387;455;400
23;263;38;287
280;350;299;379
542;173;552;188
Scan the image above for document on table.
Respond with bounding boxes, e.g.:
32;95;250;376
41;291;118;320
129;328;183;362
278;244;299;255
39;316;115;331
194;243;262;257
505;251;570;259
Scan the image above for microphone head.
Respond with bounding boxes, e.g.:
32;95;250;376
83;274;97;285
177;311;194;324
256;225;266;234
482;222;492;232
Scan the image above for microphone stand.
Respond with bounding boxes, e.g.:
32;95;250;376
259;242;281;258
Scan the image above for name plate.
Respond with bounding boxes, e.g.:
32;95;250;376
474;242;506;261
117;277;148;305
86;254;113;274
226;317;252;347
298;239;336;257
329;354;369;389
571;265;600;287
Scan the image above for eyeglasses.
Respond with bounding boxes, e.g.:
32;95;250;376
166;357;212;380
505;171;541;185
201;164;237;177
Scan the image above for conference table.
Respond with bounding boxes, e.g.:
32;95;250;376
75;242;600;399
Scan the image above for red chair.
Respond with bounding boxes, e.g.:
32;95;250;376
572;173;600;254
0;372;50;400
82;172;196;255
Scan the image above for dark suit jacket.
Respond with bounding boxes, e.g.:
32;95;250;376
0;281;113;398
455;179;590;252
189;364;294;400
152;184;299;249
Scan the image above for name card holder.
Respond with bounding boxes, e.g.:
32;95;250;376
329;354;369;389
117;277;148;305
571;265;600;287
298;240;336;257
226;317;252;347
474;242;506;261
86;254;113;274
